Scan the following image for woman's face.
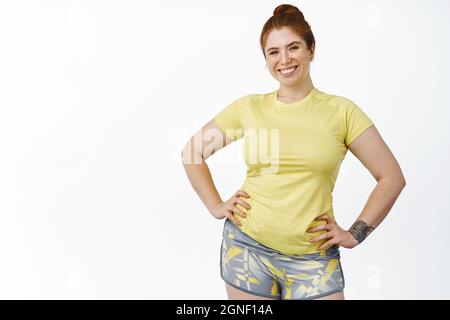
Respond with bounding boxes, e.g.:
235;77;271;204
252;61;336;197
264;27;314;85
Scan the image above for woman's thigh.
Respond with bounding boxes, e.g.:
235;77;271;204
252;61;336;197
226;283;345;300
225;283;278;300
314;290;345;300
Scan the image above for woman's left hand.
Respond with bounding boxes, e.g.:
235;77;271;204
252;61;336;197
307;213;359;251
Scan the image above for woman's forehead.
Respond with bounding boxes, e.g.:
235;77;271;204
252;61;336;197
266;29;305;49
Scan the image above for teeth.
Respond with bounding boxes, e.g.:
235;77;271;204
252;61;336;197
279;66;296;74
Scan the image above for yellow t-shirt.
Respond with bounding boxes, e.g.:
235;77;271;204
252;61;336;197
213;87;374;255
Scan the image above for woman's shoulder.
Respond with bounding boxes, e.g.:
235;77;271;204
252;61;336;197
313;88;358;108
241;91;274;101
231;91;275;107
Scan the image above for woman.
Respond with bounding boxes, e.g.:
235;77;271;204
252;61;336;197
181;4;406;300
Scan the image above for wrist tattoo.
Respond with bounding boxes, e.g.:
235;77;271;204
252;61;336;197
348;220;375;244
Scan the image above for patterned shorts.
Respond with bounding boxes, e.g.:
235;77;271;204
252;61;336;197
220;218;345;300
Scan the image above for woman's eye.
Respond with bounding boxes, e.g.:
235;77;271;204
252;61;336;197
269;46;299;55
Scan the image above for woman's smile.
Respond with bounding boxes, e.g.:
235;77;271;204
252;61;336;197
278;65;298;77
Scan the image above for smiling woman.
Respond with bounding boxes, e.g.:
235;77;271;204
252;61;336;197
261;5;316;103
181;3;406;301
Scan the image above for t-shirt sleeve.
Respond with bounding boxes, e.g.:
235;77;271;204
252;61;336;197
344;100;374;146
213;97;244;141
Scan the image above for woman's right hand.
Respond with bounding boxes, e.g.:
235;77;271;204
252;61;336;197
210;190;251;226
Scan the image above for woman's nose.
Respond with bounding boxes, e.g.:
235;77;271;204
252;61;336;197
279;51;291;64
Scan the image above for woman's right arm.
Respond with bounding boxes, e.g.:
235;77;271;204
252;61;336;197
181;119;251;226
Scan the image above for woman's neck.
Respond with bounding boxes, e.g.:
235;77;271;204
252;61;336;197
277;77;314;103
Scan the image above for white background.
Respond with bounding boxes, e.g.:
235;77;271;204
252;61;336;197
0;0;449;299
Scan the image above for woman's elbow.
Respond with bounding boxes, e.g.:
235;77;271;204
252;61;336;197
401;176;406;188
395;172;406;189
380;171;406;189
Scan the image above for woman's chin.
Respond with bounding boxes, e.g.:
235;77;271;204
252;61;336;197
278;75;302;84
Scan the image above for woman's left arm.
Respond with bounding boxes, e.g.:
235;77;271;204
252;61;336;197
309;125;406;250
